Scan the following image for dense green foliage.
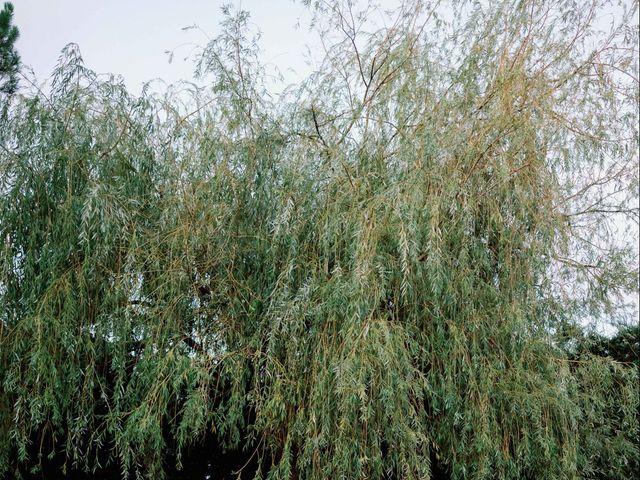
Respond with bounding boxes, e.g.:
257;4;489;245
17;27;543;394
576;324;639;365
0;1;638;479
0;2;19;95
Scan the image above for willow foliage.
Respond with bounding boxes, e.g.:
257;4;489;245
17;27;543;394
0;1;638;479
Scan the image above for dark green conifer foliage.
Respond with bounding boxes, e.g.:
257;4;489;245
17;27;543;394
577;325;640;366
0;2;19;94
0;1;638;479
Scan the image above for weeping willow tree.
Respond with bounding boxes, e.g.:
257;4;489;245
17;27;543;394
0;0;638;479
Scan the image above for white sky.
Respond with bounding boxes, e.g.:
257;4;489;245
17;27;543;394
13;0;634;94
13;0;322;94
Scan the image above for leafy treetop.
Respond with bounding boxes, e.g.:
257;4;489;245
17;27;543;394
0;2;19;95
0;1;638;479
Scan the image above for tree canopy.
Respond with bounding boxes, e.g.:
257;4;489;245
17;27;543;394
0;2;19;95
0;1;638;479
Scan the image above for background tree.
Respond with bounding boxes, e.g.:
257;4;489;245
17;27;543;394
0;1;638;479
0;2;19;95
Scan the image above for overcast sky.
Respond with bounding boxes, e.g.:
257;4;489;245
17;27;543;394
13;0;322;94
13;0;633;93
